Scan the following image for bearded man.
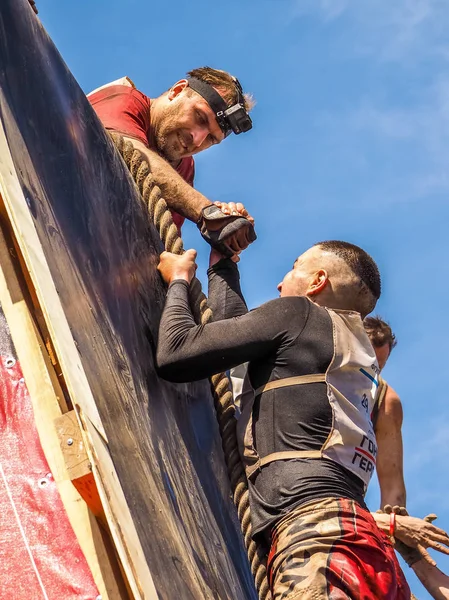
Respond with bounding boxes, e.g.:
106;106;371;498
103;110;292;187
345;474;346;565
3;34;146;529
88;67;256;256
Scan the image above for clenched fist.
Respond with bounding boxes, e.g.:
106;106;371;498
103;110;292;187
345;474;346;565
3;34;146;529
157;250;198;285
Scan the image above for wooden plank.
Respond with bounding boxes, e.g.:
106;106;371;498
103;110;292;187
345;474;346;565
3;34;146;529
55;410;104;518
55;410;92;481
0;220;128;600
0;2;256;598
82;416;159;600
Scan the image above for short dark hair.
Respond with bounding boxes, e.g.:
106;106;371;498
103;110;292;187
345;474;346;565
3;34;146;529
187;66;254;112
315;240;381;316
363;316;397;351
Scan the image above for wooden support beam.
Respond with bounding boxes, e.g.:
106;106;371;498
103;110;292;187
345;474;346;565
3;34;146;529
0;111;159;600
55;410;104;518
0;216;129;600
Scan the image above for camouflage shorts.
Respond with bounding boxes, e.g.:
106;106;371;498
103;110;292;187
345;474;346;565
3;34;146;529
267;497;410;600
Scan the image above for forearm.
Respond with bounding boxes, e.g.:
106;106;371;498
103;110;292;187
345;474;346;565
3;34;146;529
123;136;210;222
379;478;407;509
412;560;449;599
207;258;248;321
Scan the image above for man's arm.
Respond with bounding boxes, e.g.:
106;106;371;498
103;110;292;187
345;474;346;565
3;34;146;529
123;136;210;223
155;250;297;383
373;511;449;599
207;254;248;321
157;280;287;382
412;560;449;600
375;385;407;508
372;512;449;562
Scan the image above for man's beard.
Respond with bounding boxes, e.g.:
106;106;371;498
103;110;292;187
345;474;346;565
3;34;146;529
155;131;179;163
154;103;185;163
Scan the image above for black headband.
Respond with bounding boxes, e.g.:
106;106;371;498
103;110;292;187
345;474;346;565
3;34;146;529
188;78;228;114
187;76;250;137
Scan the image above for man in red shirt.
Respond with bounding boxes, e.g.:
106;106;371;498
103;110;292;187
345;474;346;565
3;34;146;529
88;67;256;255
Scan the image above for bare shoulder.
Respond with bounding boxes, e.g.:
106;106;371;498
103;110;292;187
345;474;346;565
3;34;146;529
379;383;403;424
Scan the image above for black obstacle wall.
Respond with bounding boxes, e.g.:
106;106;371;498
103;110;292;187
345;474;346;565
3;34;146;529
0;2;256;598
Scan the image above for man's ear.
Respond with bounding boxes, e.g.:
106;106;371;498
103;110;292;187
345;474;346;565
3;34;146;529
168;79;189;101
306;269;328;296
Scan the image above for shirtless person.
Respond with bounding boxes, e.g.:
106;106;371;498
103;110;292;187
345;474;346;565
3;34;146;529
364;316;406;509
366;316;449;600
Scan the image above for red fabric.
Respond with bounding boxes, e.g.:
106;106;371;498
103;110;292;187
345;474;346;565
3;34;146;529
267;498;410;600
320;499;410;600
89;85;152;147
88;85;196;232
0;353;99;599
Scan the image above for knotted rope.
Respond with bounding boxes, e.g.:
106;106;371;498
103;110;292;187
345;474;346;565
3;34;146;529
110;132;271;600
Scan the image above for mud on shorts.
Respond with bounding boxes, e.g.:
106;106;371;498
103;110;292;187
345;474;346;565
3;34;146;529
267;497;411;600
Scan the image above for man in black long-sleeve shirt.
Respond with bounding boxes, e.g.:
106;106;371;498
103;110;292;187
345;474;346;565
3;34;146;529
156;241;411;600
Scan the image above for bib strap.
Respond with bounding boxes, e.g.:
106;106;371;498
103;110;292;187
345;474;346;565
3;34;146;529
258;450;322;469
254;373;326;397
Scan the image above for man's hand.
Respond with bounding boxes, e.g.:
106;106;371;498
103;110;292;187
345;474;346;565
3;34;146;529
157;250;197;285
214;201;255;225
394;515;449;563
374;511;449;566
213;201;255;254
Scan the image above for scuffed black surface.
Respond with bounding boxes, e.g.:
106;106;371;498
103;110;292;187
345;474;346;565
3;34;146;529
0;2;256;598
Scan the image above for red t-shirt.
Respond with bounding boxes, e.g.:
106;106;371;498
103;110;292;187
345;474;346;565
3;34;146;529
88;85;195;231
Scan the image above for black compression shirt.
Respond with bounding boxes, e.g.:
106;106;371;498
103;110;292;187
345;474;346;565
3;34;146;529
157;260;366;537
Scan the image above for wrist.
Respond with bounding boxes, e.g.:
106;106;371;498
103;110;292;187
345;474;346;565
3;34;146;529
372;512;390;533
170;270;192;284
209;249;228;268
195;199;212;224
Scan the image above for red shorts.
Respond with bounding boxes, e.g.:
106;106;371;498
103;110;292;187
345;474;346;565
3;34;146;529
267;497;410;600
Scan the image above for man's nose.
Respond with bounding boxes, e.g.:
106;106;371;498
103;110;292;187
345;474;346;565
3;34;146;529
277;282;282;292
191;125;209;148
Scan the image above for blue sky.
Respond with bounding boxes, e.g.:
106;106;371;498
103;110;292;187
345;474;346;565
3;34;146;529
40;1;449;596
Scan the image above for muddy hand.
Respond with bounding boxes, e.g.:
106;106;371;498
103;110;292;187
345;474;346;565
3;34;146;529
395;515;449;566
157;250;197;285
213;201;255;254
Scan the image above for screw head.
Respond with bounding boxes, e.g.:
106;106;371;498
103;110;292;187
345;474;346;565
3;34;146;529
67;438;74;446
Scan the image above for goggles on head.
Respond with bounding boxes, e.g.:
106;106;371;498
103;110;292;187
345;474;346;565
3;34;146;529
187;76;253;138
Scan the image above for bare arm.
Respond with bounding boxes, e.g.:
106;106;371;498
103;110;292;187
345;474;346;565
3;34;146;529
412;560;449;600
372;512;449;564
375;385;407;508
123;136;210;222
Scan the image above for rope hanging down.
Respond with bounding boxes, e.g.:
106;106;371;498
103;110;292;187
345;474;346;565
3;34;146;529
110;132;272;600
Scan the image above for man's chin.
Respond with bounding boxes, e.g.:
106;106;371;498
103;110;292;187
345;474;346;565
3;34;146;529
156;134;189;163
157;144;182;163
